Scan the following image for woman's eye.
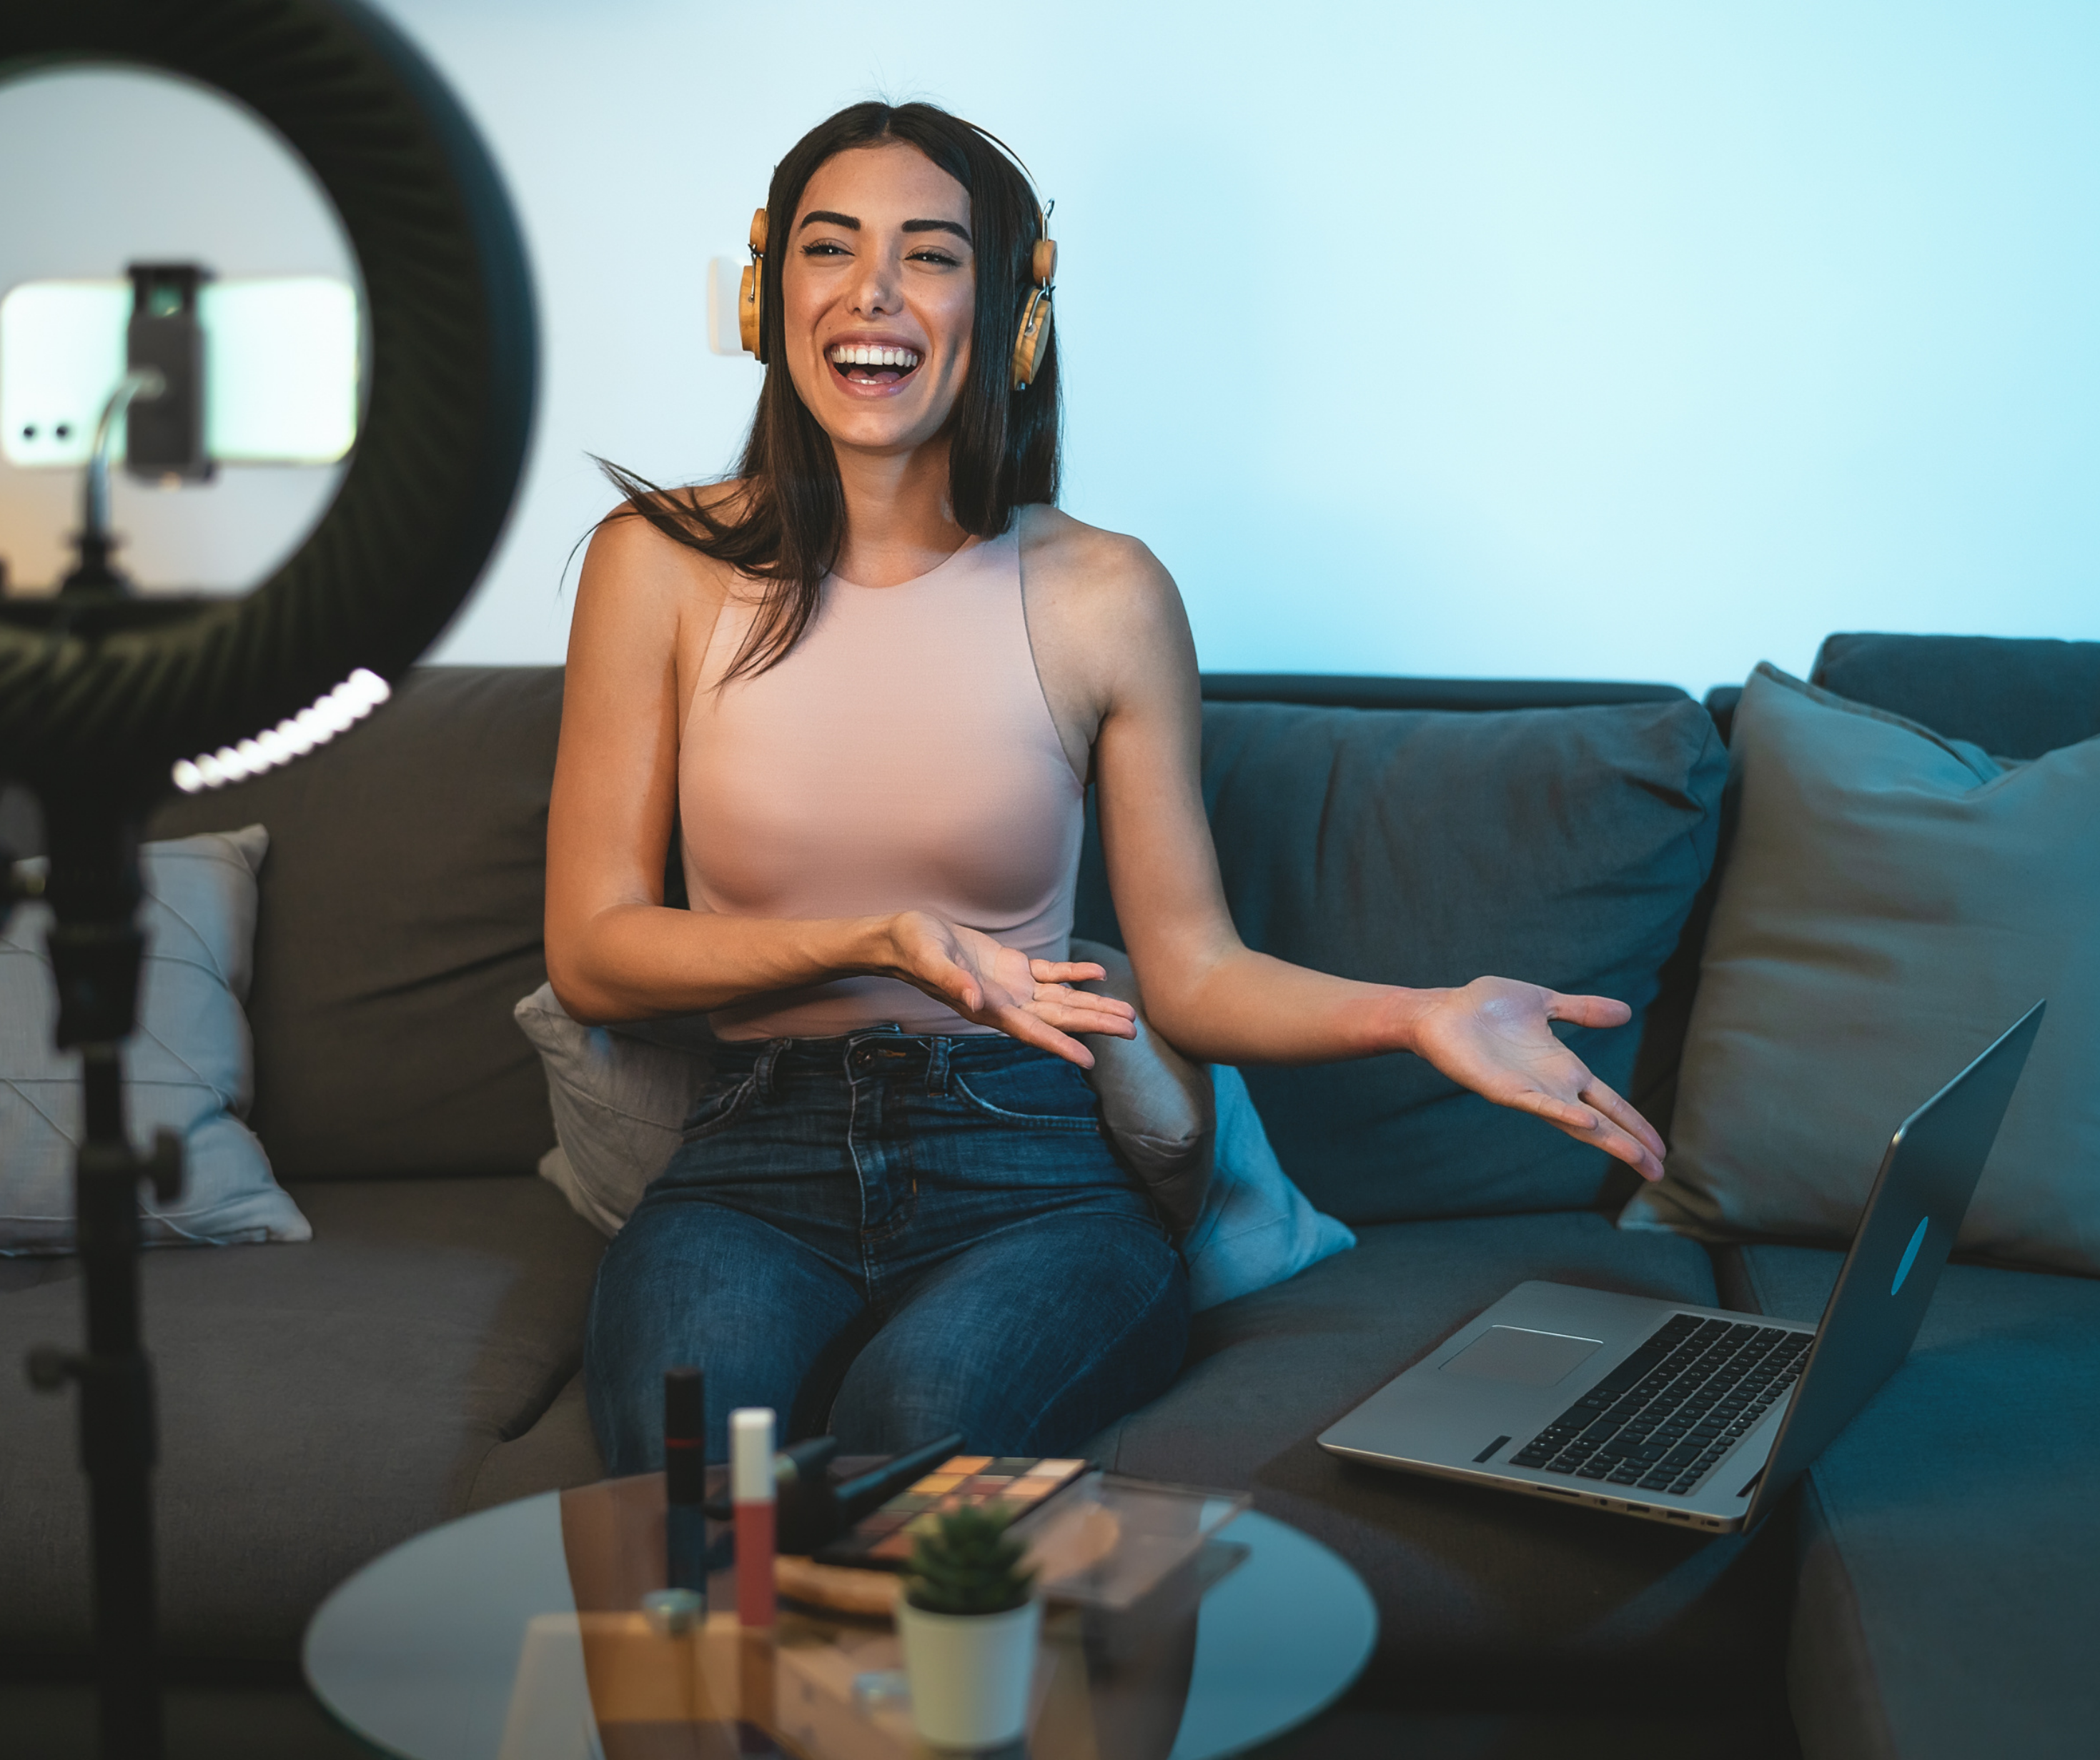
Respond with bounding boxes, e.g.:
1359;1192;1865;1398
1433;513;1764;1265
800;241;849;258
908;249;960;267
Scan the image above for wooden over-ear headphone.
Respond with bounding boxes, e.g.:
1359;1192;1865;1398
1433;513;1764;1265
736;201;1058;391
738;207;769;361
1010;212;1056;392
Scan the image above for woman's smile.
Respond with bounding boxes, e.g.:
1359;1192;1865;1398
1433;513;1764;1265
826;336;923;392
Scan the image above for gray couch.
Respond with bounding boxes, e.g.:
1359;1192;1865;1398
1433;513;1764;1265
4;639;2095;1759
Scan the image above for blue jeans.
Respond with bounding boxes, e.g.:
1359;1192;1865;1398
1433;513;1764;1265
583;1027;1190;1471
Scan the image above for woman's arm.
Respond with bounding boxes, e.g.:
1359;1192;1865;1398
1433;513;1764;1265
543;514;1134;1059
1036;520;1664;1179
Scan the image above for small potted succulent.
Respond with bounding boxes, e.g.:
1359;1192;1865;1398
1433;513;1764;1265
896;1505;1041;1749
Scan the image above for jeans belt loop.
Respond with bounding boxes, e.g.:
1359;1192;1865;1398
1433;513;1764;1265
926;1037;951;1098
753;1041;783;1103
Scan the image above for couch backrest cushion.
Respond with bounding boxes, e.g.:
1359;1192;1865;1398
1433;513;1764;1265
1812;633;2100;761
1075;698;1727;1224
144;667;563;1179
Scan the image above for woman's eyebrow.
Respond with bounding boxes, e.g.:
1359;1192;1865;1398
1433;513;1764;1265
902;219;972;242
799;210;860;230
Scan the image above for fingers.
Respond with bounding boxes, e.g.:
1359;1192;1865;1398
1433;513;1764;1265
1039;999;1139;1040
991;1008;1096;1068
1041;985;1134;1021
1581;1078;1667;1163
1031;959;1108;984
1522;1088;1665;1181
1026;967;1134;1026
1030;960;1139;1030
1544;991;1634;1030
1017;977;1138;1038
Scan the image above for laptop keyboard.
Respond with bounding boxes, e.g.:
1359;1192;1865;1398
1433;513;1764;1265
1509;1314;1811;1496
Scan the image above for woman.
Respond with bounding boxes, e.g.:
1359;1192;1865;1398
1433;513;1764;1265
548;101;1665;1471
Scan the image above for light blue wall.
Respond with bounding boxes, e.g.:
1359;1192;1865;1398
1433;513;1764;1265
6;2;2096;693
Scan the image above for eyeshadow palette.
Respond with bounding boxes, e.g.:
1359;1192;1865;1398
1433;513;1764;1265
811;1455;1088;1571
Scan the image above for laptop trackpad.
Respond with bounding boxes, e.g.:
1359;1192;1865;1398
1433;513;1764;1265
1441;1326;1603;1387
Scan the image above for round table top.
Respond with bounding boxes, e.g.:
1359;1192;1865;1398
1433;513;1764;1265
304;1478;1376;1760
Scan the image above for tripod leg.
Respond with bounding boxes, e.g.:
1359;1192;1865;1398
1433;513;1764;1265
75;1049;165;1760
28;805;171;1758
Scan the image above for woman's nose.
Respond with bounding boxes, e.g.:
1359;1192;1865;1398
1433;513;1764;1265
848;251;901;318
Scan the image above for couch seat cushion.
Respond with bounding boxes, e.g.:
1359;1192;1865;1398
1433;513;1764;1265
0;1176;603;1661
1086;1213;1794;1704
1720;1246;2100;1760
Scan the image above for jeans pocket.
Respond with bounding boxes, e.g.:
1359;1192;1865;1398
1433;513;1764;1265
680;1073;758;1143
951;1056;1103;1130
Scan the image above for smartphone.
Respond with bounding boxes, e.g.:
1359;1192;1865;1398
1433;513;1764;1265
0;275;360;469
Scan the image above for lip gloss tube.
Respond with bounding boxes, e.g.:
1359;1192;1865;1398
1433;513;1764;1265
730;1407;776;1628
664;1366;707;1606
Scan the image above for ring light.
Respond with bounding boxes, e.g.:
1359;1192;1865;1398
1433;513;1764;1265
0;5;535;1754
0;0;537;803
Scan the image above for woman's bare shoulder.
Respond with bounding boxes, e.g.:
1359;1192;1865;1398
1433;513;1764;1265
570;482;755;680
1016;506;1195;709
585;481;744;572
1023;504;1188;635
1020;504;1169;584
578;481;748;616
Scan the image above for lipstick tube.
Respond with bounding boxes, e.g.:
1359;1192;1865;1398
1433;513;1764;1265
730;1407;776;1628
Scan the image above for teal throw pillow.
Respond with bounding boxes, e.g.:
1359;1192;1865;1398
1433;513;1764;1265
1182;1066;1355;1312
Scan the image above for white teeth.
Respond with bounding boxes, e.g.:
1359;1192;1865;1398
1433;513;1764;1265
829;343;920;369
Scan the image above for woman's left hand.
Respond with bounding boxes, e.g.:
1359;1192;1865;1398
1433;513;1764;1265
1405;978;1667;1181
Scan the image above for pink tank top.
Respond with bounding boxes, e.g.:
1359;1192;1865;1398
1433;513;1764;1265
680;524;1084;1040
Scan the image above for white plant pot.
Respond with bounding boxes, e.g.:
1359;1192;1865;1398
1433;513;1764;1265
896;1596;1042;1750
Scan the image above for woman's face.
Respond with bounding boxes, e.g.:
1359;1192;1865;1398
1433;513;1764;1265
780;142;977;459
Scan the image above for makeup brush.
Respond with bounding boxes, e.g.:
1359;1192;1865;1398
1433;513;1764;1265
706;1431;966;1553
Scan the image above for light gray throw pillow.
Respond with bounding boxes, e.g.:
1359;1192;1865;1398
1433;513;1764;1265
1069;935;1213;1234
1;825;310;1253
1621;664;2098;1276
515;975;1353;1312
512;985;715;1236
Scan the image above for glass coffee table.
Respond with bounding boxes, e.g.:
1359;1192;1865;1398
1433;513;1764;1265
304;1472;1376;1759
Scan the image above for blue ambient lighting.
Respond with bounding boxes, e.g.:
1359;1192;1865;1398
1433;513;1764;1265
1892;1218;1931;1296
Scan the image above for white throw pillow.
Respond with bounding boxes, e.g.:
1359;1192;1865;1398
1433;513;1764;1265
515;982;1352;1311
1;826;310;1253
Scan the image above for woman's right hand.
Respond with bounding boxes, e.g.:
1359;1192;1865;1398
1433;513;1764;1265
881;911;1136;1067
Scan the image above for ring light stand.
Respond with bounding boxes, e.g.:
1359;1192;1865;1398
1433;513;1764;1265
0;3;536;1754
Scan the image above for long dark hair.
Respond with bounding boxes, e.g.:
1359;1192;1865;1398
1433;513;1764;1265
600;101;1061;682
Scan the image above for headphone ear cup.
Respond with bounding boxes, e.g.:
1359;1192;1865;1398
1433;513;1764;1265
738;262;764;361
740;207;769;362
1011;287;1051;390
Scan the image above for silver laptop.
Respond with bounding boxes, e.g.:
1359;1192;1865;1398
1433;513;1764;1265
1318;1002;2045;1534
